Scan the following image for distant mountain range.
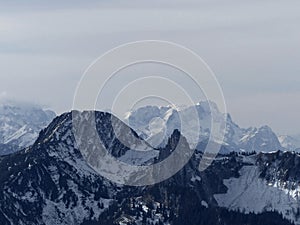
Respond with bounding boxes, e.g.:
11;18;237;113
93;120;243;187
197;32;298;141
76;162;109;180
278;135;300;152
126;101;300;153
0;100;299;156
0;100;56;155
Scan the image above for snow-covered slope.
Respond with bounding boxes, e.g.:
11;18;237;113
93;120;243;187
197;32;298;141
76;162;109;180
279;135;300;152
0;100;56;154
215;151;300;225
126;101;283;153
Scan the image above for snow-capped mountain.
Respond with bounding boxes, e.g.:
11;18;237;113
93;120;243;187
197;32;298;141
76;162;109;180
278;135;300;152
0;111;296;225
0;100;56;155
126;101;283;153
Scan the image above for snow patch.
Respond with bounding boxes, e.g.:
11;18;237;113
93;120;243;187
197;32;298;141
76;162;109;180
214;165;300;224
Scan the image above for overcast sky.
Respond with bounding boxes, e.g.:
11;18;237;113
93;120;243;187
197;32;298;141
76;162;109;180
0;0;299;135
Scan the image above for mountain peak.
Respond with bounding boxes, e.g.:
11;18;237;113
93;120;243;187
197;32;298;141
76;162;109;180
196;100;220;113
259;125;273;132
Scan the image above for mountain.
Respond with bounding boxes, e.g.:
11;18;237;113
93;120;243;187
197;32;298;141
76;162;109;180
0;110;297;225
126;101;283;153
278;135;300;152
0;100;56;155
